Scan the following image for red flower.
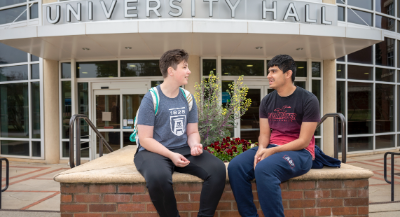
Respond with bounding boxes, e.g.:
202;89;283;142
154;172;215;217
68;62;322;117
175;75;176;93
241;139;246;143
204;146;208;150
231;146;237;152
215;145;221;152
235;138;240;142
226;149;233;156
226;136;230;140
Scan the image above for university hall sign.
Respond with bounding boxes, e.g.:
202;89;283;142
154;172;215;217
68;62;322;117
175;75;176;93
44;0;337;25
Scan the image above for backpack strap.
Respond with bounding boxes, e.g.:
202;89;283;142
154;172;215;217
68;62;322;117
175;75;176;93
180;88;193;111
149;87;160;115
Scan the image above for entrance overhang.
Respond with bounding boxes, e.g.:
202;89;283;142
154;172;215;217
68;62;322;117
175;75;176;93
0;19;383;60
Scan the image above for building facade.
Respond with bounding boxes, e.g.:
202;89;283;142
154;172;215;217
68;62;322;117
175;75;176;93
0;0;397;164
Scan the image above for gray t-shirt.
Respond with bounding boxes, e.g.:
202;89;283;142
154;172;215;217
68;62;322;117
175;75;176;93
137;85;198;151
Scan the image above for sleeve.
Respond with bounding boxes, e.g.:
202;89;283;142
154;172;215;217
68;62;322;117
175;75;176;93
259;95;269;119
303;95;321;122
137;93;155;126
188;94;198;123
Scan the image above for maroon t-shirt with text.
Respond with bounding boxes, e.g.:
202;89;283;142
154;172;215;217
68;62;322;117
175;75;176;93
259;86;321;158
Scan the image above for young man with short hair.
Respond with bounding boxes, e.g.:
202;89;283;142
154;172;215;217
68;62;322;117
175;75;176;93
134;49;226;217
228;54;320;217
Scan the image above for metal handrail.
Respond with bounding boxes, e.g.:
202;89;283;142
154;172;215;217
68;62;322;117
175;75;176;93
384;151;400;201
317;113;347;163
69;114;113;168
0;158;9;209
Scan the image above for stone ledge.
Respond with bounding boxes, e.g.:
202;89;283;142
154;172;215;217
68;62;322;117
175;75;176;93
54;145;374;184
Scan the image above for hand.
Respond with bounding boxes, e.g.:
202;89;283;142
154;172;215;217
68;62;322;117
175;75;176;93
190;143;203;156
254;147;276;169
170;152;190;167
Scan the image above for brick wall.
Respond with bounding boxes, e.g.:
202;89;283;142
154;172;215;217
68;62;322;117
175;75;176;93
60;179;369;217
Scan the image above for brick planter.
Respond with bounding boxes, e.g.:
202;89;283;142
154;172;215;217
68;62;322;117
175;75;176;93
60;178;369;217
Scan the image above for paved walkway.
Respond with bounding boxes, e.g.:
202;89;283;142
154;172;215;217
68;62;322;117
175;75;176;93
1;152;399;216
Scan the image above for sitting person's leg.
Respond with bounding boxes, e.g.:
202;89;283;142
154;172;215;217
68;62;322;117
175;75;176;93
134;150;178;217
175;146;226;217
228;146;259;217
254;148;312;217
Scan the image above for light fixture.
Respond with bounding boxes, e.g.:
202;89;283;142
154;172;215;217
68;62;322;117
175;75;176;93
82;48;90;50
82;72;88;74
213;68;216;70
130;65;136;67
296;48;303;51
247;65;253;67
255;46;263;50
337;70;341;72
125;47;132;49
298;66;304;69
224;73;229;75
364;73;369;74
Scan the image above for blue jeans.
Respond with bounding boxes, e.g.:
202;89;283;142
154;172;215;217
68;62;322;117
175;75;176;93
228;145;312;217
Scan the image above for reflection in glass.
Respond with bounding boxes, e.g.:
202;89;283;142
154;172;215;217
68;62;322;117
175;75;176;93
376;38;395;67
30;3;38;19
97;132;121;154
337;64;345;78
294;81;306;89
337;56;345;62
61;81;71;139
376;135;395;149
295;62;307;77
338;6;345;21
122;94;144;130
78;83;89;137
337;81;345;135
348;137;373;152
77;61;118;78
376;84;394;133
96;95;120;129
312;62;320;77
0;83;29;138
312;80;321;136
223;60;264;76
203;59;217;76
375;0;394;15
315;138;321;148
240;89;260;143
0;65;28;81
348;0;372;10
0;43;27;65
376;68;394;82
348;46;373;64
31;54;39;62
347;82;372;134
123;132;136;146
347;9;372;26
62;141;89;158
31;64;39;79
31;82;40;138
0;0;26;7
151;81;163;87
32;141;41;157
336;0;345;4
0;6;27;25
0;140;29;156
121;60;160;77
375;15;395;31
348;65;372;80
61;63;71;79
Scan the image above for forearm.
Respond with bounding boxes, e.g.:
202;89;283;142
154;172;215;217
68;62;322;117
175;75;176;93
187;132;201;148
139;138;174;159
270;138;309;154
258;132;270;149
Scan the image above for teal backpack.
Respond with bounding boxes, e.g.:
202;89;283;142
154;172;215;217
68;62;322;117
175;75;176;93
129;87;194;144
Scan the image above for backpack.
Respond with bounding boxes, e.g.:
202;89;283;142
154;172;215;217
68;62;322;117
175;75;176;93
129;87;194;144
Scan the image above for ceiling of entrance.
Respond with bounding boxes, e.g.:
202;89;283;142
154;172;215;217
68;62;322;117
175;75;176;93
0;20;382;60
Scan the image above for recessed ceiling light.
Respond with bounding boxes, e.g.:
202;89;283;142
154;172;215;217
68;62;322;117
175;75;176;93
224;73;229;75
125;47;132;49
213;68;216;70
296;48;303;51
82;72;88;74
130;65;136;67
337;70;341;72
298;66;304;69
247;65;253;67
82;48;90;50
255;46;263;49
364;73;369;74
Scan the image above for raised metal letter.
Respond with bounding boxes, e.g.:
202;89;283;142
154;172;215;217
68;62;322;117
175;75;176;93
101;0;117;19
146;0;161;17
88;1;93;20
283;2;300;22
125;0;138;18
169;0;183;17
192;0;195;17
321;6;332;25
66;3;81;22
262;1;276;20
305;4;316;23
225;0;240;18
46;5;61;24
203;0;219;17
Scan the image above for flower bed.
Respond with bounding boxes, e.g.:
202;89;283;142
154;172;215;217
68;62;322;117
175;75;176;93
204;136;257;162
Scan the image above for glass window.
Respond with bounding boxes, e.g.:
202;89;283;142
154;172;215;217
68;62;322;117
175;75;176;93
77;61;118;78
398;86;400;132
315;138;321;148
347;82;372;134
62;141;89;158
0;140;29;156
61;62;71;79
151;80;163;87
376;38;395;67
31;64;39;79
0;83;29;138
31;54;39;62
375;0;394;16
338;6;345;21
348;46;373;64
312;62;320;77
96;95;120;129
122;94;144;130
348;136;373;152
32;141;41;157
336;0;345;4
398;41;400;68
375;15;395;31
121;60;160;77
376;68;395;82
123;132;136;146
31;82;40;138
0;6;27;25
337;81;345;135
347;9;372;26
0;65;28;81
398;71;400;83
78;83;89;137
294;81;306;89
398;21;400;33
348;65;372;80
30;3;38;19
376;135;395;149
337;64;345;78
312;80;321;136
0;43;27;65
348;0;372;10
0;0;27;8
97;132;121;154
295;61;307;77
222;60;264;76
376;84;394;133
61;81;71;139
203;59;217;76
337;56;345;62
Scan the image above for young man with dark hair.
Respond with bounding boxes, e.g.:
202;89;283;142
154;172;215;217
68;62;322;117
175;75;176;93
134;49;226;217
228;54;320;217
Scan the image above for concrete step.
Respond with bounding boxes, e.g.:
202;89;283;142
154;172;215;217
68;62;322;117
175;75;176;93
0;210;60;217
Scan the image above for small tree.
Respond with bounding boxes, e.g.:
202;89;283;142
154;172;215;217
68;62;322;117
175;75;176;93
194;73;252;146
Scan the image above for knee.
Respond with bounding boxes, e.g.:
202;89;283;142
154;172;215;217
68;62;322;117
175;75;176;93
145;171;171;191
209;159;227;182
227;157;240;176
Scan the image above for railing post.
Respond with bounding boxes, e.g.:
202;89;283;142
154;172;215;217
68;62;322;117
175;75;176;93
69;117;75;168
391;155;395;201
333;117;338;160
0;158;10;209
99;139;103;157
76;118;81;167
